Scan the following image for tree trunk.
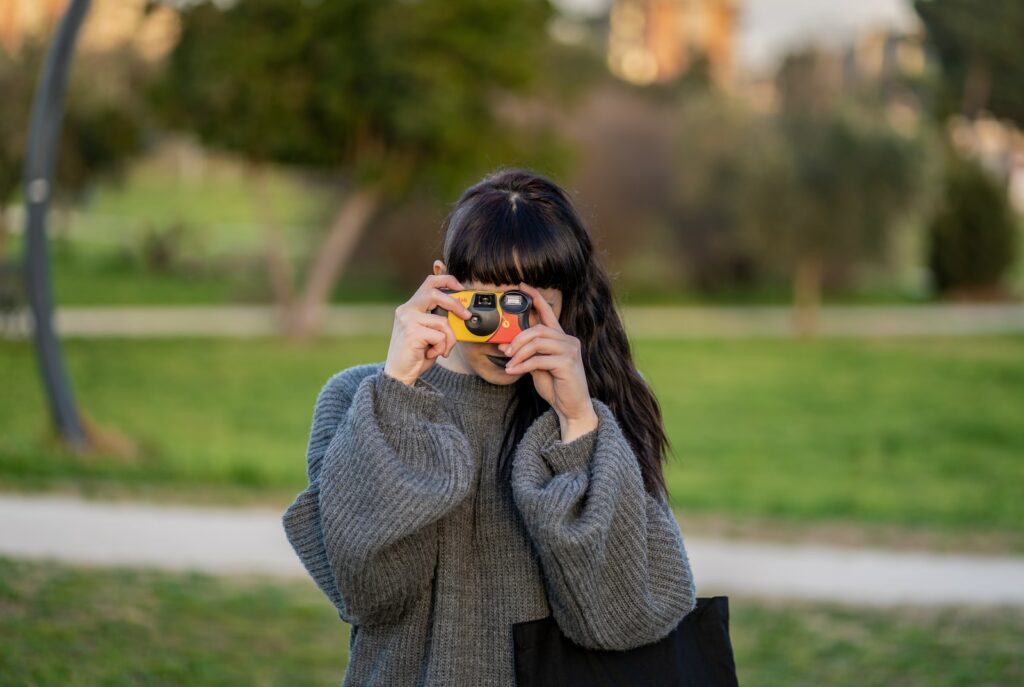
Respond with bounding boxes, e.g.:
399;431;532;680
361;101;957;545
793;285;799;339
247;162;296;308
284;183;383;341
791;252;821;338
962;53;991;118
0;208;8;258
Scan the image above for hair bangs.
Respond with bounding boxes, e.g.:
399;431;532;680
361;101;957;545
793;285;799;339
443;189;586;295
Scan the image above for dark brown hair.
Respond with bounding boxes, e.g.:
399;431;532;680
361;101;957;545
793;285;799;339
440;167;672;501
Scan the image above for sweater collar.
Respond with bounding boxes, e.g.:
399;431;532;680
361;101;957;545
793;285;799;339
420;361;518;410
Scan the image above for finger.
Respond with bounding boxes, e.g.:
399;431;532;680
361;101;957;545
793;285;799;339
407;287;469;318
414;320;446;351
427;273;465;292
417;287;472;319
426;333;449;359
411;273;467;312
504;336;572;369
414;312;457;357
516;282;562;332
439;313;457;356
498;324;560;357
505;352;565;375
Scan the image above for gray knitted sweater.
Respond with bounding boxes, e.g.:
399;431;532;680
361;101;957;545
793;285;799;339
281;361;697;686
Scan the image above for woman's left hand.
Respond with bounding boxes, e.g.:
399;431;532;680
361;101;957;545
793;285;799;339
499;282;599;442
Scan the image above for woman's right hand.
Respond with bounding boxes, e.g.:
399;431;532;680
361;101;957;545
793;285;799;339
383;274;472;386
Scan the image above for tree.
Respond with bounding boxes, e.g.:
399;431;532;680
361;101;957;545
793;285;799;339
764;108;928;333
668;91;772;293
927;153;1018;298
913;0;1024;123
664;51;932;327
912;0;1022;299
151;0;571;340
742;48;932;334
0;39;148;256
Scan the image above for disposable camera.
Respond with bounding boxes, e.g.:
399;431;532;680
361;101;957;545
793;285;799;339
430;288;533;343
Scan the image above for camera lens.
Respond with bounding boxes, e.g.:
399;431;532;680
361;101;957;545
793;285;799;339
500;291;529;313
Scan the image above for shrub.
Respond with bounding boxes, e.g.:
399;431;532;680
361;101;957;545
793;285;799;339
927;155;1019;297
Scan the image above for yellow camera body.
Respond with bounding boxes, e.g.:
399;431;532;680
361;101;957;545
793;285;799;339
430;288;533;344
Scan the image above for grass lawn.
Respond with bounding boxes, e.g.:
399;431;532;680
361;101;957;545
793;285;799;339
4;229;940;307
1;335;1022;543
5;143;1022;307
3;144;409;306
65;141;334;252
1;555;1021;687
0;556;348;687
46;240;258;305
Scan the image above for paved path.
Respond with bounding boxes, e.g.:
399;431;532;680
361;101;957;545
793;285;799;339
2;303;1024;339
3;491;1023;607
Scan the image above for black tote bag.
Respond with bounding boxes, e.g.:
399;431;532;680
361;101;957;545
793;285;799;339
512;596;739;687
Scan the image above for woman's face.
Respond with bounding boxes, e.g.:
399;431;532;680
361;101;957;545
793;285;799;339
433;260;562;385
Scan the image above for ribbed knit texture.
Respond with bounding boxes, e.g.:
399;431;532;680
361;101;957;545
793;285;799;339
281;361;698;686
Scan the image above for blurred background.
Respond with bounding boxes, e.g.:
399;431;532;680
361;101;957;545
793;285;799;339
1;0;1022;685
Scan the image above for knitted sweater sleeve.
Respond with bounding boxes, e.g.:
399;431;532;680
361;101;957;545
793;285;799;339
510;397;698;651
281;365;474;628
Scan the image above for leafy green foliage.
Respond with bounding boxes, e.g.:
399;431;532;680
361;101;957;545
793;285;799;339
150;0;569;198
914;0;1024;123
0;40;151;207
669;92;774;291
764;106;928;264
668;83;933;294
927;154;1018;293
751;49;933;274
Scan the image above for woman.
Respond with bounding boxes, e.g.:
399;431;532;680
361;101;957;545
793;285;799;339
282;167;698;686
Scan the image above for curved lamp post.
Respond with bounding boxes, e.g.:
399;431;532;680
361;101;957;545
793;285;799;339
23;0;92;452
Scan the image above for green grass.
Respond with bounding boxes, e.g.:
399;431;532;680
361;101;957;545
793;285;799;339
76;144;334;249
3;233;419;306
730;595;1024;686
0;556;349;687
1;556;1020;687
7;228;944;307
5;145;1022;307
1;336;1023;537
0;337;389;491
2;143;343;306
643;336;1024;532
43;239;261;305
12;225;1017;305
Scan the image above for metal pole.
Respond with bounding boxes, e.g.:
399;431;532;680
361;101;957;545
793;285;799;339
22;0;93;452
